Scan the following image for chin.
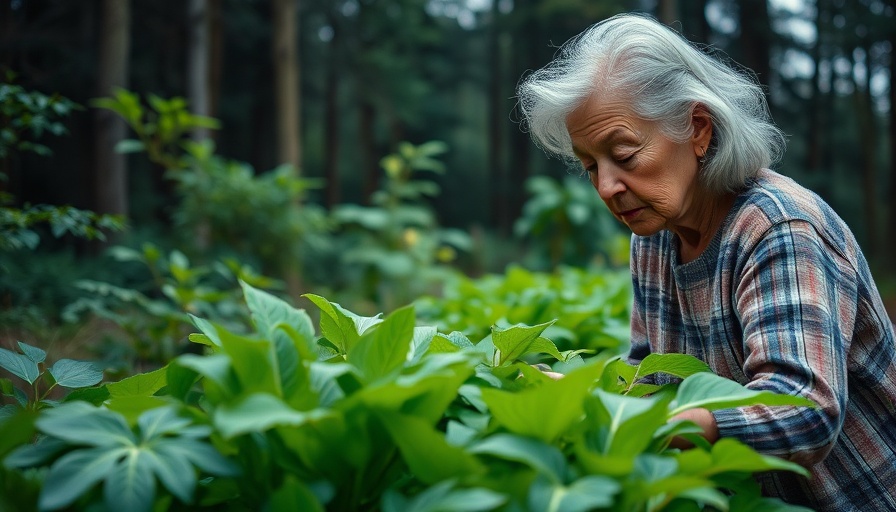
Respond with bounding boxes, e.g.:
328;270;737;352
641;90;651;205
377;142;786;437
626;222;663;237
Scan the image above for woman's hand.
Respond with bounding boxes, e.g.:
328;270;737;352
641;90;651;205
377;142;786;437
668;408;719;449
531;363;565;380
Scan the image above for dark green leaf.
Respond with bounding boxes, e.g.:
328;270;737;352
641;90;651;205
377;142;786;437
39;446;128;510
669;373;816;417
469;433;566;483
0;347;39;384
49;359;104;388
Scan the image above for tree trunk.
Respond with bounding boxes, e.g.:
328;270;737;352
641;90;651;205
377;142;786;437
271;0;301;174
737;0;772;91
488;0;506;233
657;0;678;26
850;44;879;257
887;25;896;260
806;0;829;198
323;15;340;207
187;0;211;141
208;0;224;127
360;102;378;203
93;0;131;219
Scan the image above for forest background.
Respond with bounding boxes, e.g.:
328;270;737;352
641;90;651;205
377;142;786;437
2;0;896;354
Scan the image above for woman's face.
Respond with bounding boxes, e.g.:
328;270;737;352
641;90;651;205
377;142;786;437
566;92;709;237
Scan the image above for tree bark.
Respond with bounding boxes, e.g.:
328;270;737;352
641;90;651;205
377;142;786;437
323;13;340;207
887;24;896;260
208;0;224;127
93;0;131;218
271;0;301;175
488;0;507;233
658;0;679;26
850;44;879;257
187;0;211;141
737;0;772;91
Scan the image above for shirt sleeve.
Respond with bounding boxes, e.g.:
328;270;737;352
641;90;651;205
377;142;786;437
712;220;857;467
628;234;650;366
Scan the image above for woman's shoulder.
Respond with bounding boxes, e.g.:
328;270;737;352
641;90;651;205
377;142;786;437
729;169;860;261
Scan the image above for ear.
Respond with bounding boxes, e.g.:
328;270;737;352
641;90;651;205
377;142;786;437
690;104;713;157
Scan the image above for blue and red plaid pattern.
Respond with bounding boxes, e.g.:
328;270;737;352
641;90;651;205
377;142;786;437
628;169;896;510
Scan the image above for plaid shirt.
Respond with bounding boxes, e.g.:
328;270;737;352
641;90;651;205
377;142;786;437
629;169;896;511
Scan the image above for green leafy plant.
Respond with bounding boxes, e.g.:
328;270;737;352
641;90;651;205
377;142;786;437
331;141;472;311
415;264;632;356
514;175;629;270
93;89;329;282
63;242;283;366
0;341;103;415
1;282;815;511
0;78;124;253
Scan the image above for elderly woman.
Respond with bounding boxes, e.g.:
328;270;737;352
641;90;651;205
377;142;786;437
517;12;896;511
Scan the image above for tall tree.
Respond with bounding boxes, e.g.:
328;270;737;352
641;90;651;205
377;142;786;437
187;0;211;141
93;0;131;218
272;0;301;174
737;0;773;90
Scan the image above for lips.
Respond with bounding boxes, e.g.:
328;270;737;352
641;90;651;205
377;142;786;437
618;207;645;220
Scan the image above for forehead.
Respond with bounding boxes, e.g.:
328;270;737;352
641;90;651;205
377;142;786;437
566;91;643;151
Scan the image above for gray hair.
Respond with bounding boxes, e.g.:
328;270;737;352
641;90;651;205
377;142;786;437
517;13;786;194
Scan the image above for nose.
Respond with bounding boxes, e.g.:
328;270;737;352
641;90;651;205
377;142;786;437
591;165;626;201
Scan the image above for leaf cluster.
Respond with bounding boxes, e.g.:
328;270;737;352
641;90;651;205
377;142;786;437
1;282;815;512
416;264;633;356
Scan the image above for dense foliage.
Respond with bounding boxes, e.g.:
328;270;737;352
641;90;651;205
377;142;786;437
0;282;816;512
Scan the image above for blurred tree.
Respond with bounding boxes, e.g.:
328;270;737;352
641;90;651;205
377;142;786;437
272;0;302;175
187;0;212;142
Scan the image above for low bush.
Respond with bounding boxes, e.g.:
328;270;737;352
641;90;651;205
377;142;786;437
1;282;813;512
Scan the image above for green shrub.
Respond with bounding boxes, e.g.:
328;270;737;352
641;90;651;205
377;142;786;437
415;264;632;356
1;282;813;511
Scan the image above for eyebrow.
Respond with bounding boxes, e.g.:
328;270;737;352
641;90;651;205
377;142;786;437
571;128;633;157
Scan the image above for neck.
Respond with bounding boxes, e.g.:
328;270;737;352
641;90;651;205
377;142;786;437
672;191;735;264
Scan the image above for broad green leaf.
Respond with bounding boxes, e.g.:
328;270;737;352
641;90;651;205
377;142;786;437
270;476;325;512
104;449;156;512
36;402;135;447
355;352;476;423
347;305;415;382
154;438;240;476
407;326;438;364
107;366;167;398
218;330;280;396
213;393;323;439
633;353;710;383
677;438;810;478
189;315;223;346
528;474;620;512
481;358;608;443
240;280;317;361
382;480;507;512
303;294;364;354
492;320;556;366
0;347;39;384
588;390;671;456
4;435;68;468
49;359;104;388
17;341;46;363
240;281;317;397
468;433;567;483
668;373;816;417
376;410;483;484
39;446;128;510
137;406;192;440
143;446;195;503
0;408;37;459
105;396;169;424
173;353;234;397
428;334;461;354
